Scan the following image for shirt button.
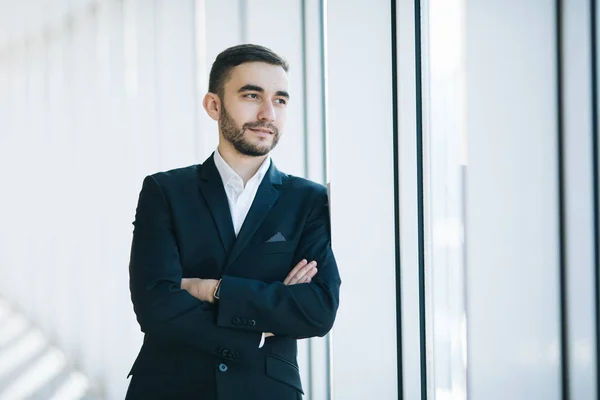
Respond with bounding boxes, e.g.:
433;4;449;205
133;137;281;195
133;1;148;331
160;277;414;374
219;363;228;372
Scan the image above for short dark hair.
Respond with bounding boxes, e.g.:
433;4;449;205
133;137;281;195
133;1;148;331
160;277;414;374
208;44;289;98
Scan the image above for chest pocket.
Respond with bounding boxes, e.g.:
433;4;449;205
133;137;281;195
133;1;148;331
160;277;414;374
235;239;300;282
255;240;298;254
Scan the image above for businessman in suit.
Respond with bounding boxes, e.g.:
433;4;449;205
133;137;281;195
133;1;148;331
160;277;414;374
126;44;341;399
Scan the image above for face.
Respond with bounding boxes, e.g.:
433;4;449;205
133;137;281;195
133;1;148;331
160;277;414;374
210;62;289;157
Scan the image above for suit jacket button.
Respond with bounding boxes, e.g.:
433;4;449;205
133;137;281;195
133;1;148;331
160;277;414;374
219;363;228;372
250;320;256;327
221;349;230;357
232;317;240;325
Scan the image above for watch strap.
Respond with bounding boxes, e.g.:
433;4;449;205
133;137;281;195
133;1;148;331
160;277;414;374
213;279;222;300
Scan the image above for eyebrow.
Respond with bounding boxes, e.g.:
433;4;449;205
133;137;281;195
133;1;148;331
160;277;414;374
238;84;290;99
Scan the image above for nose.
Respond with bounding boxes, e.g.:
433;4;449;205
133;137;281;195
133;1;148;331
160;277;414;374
257;101;276;123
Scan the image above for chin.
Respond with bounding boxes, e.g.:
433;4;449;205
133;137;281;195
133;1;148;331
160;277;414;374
249;136;273;147
255;146;273;155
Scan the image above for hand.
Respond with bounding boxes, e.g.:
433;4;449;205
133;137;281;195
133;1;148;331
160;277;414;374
283;259;318;285
265;260;318;338
181;278;220;304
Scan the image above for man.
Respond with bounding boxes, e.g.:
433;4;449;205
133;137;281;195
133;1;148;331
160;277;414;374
126;44;341;400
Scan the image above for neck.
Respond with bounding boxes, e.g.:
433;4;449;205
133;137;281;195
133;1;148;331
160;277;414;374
217;142;268;184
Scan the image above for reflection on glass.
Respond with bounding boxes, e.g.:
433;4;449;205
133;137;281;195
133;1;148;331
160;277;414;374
422;0;468;399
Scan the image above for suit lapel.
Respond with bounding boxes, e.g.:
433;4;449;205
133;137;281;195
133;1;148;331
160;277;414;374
198;154;236;253
224;162;284;270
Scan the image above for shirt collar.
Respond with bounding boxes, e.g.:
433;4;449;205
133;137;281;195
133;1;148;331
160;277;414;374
214;148;271;190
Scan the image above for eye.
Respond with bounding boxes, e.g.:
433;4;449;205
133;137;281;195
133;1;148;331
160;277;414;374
244;93;259;99
275;98;287;105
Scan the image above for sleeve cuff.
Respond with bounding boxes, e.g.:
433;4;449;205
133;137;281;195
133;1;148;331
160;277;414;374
258;332;266;348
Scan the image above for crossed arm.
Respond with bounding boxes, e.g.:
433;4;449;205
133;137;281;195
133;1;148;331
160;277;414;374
130;175;340;363
181;259;317;303
181;186;340;339
181;259;319;338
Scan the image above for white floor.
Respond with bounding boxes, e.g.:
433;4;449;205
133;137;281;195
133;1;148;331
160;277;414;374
0;298;102;400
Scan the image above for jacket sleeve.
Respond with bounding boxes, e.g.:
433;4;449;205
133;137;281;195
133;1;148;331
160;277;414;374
215;186;341;339
129;175;262;363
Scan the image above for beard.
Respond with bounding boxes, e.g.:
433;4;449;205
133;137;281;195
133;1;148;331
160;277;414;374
219;104;281;157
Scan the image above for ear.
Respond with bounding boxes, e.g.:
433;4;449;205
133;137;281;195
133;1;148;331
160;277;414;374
203;92;221;121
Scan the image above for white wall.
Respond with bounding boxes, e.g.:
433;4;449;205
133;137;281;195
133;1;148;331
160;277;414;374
0;0;329;398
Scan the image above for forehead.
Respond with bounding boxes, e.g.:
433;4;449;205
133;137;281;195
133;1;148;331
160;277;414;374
225;62;289;92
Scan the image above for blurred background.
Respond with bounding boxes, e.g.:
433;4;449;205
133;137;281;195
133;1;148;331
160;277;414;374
0;0;597;399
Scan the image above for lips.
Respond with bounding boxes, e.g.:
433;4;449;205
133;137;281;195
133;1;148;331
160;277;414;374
249;128;273;134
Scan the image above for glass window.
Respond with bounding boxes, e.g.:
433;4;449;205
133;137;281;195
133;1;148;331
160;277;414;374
421;0;468;399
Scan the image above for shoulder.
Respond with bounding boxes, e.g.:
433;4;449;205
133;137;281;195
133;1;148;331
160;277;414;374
147;164;199;187
282;174;328;202
139;165;200;199
284;174;326;192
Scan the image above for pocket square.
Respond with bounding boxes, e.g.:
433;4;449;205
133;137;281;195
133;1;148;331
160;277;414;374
265;232;287;243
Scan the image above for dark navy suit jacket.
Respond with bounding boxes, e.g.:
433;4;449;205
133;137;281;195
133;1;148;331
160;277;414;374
126;154;341;400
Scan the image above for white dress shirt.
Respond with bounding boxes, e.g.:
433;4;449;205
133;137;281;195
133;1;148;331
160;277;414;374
213;148;271;348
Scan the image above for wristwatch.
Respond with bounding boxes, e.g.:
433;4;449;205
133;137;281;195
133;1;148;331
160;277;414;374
213;279;222;301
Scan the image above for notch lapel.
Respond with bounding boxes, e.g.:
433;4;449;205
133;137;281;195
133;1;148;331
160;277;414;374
224;163;284;270
198;154;236;253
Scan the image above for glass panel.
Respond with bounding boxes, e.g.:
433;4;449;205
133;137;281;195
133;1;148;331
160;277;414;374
595;3;600;396
421;0;468;399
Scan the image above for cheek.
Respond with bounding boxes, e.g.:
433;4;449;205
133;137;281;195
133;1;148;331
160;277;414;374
275;110;287;129
229;102;258;121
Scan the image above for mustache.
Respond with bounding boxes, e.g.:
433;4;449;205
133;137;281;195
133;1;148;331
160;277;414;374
243;121;278;134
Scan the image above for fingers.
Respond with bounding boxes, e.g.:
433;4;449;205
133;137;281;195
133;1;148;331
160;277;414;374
181;278;190;290
300;264;318;283
292;261;316;284
302;273;314;283
283;259;308;285
283;259;318;285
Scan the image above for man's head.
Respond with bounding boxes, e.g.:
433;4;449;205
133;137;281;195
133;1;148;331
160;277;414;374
203;44;290;157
